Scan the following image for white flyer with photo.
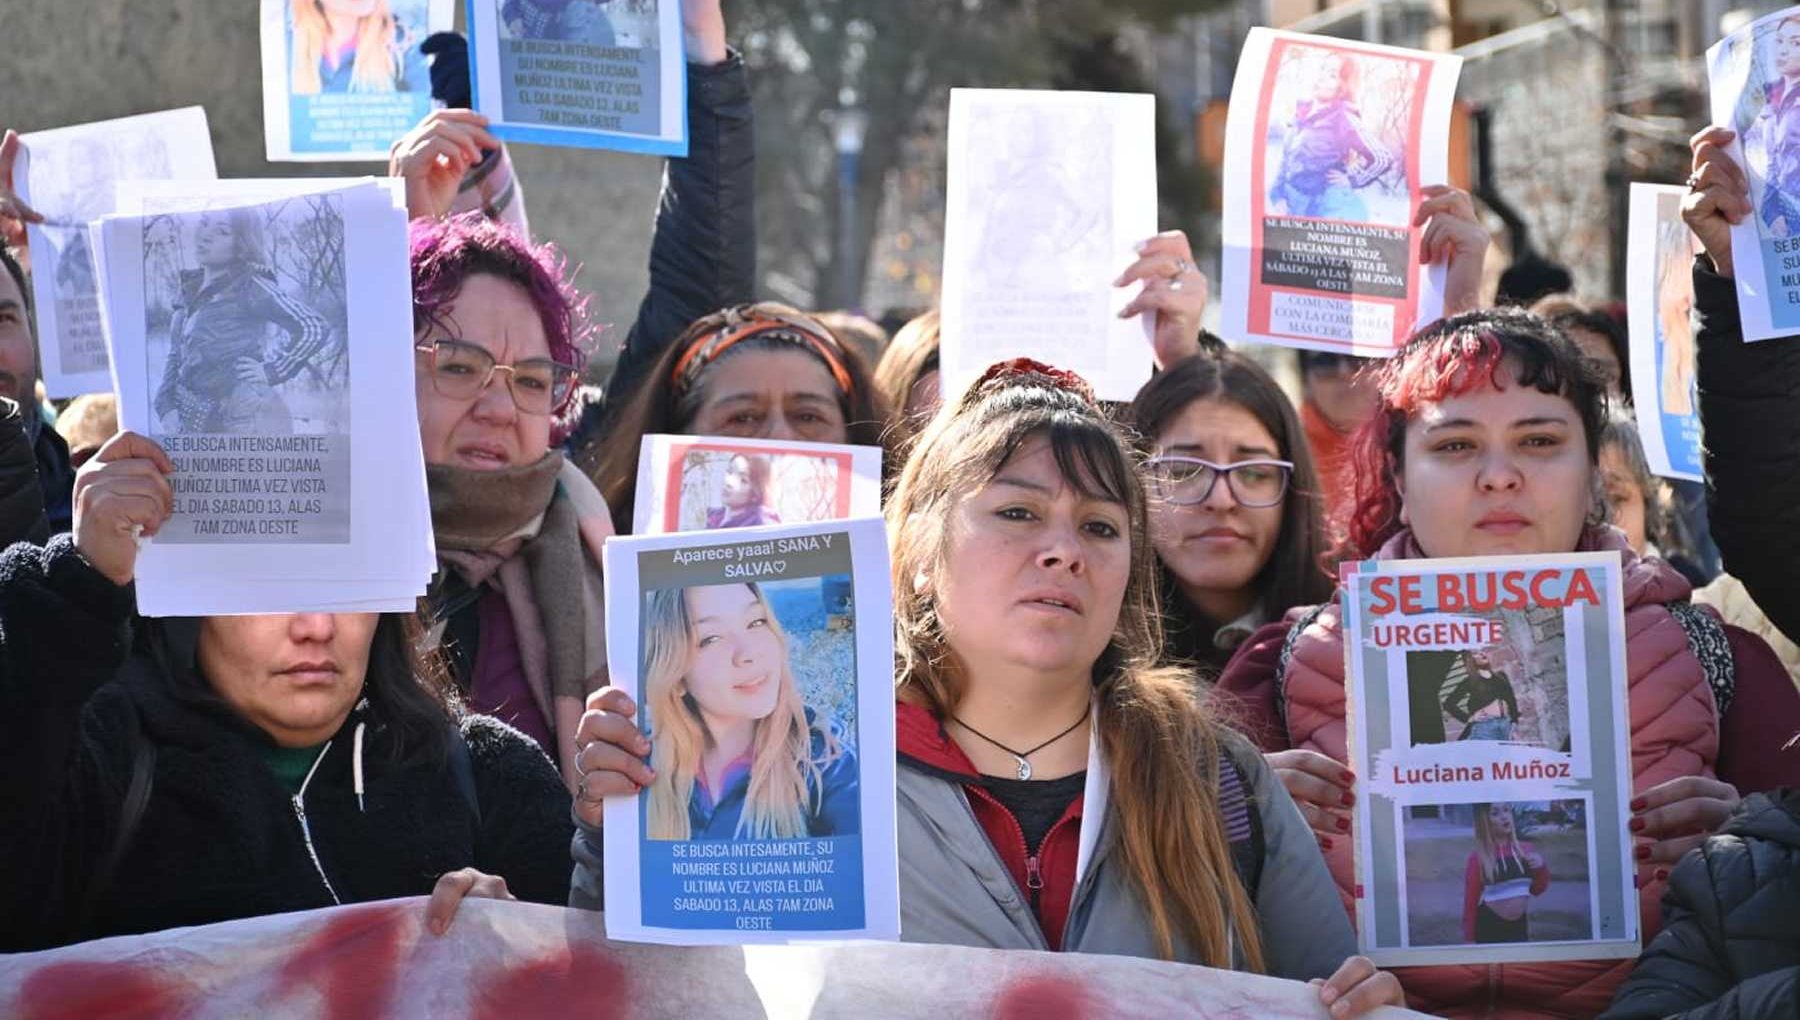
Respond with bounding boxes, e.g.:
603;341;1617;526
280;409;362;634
1220;29;1462;356
1341;553;1639;967
18;108;217;397
1707;8;1800;341
601;517;899;945
939;88;1157;402
631;434;883;536
90;181;433;615
1625;183;1705;481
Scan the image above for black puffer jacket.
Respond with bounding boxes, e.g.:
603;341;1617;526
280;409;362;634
1693;259;1800;644
1601;790;1800;1019
0;537;575;952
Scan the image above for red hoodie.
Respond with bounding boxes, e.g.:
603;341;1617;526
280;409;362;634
897;702;1085;949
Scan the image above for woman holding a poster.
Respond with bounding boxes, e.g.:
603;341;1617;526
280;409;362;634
1215;308;1800;1014
640;582;856;840
289;0;429;95
705;453;781;530
1461;804;1550;943
583;303;885;535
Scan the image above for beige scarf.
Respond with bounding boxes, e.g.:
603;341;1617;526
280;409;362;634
428;453;614;788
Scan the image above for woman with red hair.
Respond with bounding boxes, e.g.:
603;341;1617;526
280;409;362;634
1214;307;1800;1016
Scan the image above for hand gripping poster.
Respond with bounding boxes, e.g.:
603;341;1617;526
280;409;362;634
1707;8;1800;341
631;434;883;535
1221;29;1462;356
1341;554;1640;967
602;517;899;945
18;107;217;397
939;89;1158;402
467;0;688;154
260;0;454;162
90;181;433;616
1626;183;1705;481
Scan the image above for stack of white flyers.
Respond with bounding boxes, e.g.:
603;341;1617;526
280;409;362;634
939;88;1157;402
602;517;899;945
1340;553;1640;966
466;0;688;154
18;107;217;397
1219;29;1462;356
88;179;433;616
630;434;883;535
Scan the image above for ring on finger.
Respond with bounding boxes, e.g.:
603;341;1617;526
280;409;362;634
1168;279;1185;292
1686;171;1704;191
576;770;605;804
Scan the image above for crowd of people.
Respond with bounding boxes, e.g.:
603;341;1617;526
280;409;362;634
1;1;1798;1016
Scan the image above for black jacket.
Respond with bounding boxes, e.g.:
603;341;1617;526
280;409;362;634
0;397;49;545
1693;260;1800;645
592;51;757;421
0;537;575;952
1602;790;1800;1020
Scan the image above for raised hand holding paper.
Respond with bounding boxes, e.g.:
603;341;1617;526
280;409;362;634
939;89;1157;402
90;181;432;616
18;108;217;397
601;517;898;944
1341;553;1640;967
260;0;453;161
1220;30;1462;356
467;0;688;154
1626;183;1704;481
631;434;882;535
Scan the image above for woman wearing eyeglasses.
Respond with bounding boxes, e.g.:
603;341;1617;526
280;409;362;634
410;213;613;791
1127;351;1333;681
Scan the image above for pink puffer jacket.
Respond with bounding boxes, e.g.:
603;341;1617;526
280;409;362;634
1270;527;1717;1019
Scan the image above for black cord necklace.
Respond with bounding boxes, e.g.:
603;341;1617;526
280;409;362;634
951;702;1092;780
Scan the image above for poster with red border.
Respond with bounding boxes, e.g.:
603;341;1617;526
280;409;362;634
1220;29;1462;356
631;434;882;536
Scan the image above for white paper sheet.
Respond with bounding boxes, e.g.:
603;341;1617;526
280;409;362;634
260;0;454;162
1340;553;1639;967
91;181;432;616
601;517;899;945
1219;29;1462;356
1706;9;1800;342
1625;183;1705;482
631;434;883;536
467;0;688;155
938;88;1157;403
18;108;216;397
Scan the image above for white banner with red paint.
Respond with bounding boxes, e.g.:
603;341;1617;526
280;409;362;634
0;898;1431;1018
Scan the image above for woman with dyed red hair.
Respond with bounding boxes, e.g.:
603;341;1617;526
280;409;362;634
1214;307;1800;1016
409;214;614;792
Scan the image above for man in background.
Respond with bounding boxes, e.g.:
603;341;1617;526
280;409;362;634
0;246;73;532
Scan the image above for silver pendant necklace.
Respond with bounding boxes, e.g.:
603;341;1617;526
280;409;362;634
951;703;1091;780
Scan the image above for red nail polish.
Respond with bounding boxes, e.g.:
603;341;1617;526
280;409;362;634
1629;797;1646;811
1634;845;1650;860
1336;816;1351;833
1340;791;1356;807
1655;869;1669;881
1629;817;1646;832
1340;771;1356;784
1319;837;1334;851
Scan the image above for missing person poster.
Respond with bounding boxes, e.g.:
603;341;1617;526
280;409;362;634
467;0;688;154
1341;553;1639;967
1708;8;1800;341
18;108;217;397
601;517;899;945
1220;29;1462;356
939;89;1158;403
1626;183;1705;481
260;0;453;162
90;181;433;616
632;434;883;535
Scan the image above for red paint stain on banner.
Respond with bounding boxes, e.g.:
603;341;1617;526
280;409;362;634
273;901;408;1020
474;945;631;1020
16;961;187;1020
991;974;1097;1020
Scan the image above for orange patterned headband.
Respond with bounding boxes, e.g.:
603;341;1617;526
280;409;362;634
670;312;855;398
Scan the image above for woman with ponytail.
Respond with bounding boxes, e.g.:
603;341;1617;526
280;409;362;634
570;360;1400;1014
